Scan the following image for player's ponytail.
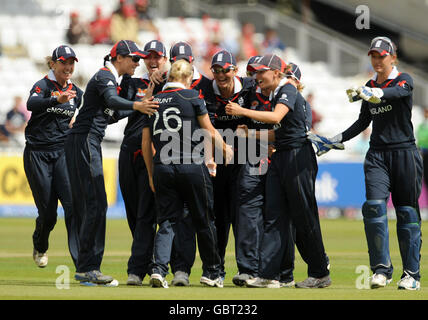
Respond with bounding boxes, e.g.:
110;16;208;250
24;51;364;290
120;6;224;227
103;54;111;66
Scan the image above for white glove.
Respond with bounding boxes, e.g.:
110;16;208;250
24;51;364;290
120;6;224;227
307;132;344;157
357;86;383;104
346;86;361;103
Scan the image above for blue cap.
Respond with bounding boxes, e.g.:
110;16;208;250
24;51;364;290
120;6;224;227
286;62;301;81
144;40;167;57
52;45;78;62
211;50;236;68
170;41;193;63
110;40;147;58
247;55;262;72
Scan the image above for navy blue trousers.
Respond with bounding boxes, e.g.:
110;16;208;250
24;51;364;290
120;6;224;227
150;164;221;279
235;161;266;277
23;146;79;267
260;143;329;279
364;147;423;279
213;163;242;277
118;147;156;278
65;133;107;273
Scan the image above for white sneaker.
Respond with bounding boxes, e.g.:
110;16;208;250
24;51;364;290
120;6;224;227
127;274;143;286
33;249;48;268
245;277;280;288
200;276;224;288
397;275;420;291
370;273;392;289
279;280;295;288
150;273;169;288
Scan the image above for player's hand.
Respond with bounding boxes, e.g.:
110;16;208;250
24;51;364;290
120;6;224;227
223;144;234;166
206;158;217;177
268;144;276;158
225;102;245;116
143;81;155;100
133;97;159;115
68;116;76;129
307;132;344;156
357;86;383;104
346;86;361;103
150;70;165;85
236;124;248;138
57;90;77;104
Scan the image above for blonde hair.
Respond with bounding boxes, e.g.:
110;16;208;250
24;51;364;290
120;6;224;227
168;59;193;84
45;56;55;70
284;64;304;92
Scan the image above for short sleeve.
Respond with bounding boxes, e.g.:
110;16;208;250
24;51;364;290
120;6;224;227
275;84;297;111
193;97;208;116
141;114;151;128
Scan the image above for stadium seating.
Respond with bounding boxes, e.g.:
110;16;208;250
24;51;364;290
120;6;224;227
0;0;423;161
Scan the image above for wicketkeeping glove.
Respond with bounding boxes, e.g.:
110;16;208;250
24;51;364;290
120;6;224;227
307;132;345;156
346;86;361;103
357;86;383;104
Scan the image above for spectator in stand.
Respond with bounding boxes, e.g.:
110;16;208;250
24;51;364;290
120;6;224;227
110;1;139;44
135;0;159;37
66;11;88;45
89;6;111;45
306;92;322;132
237;22;260;61
0;96;27;144
261;27;286;55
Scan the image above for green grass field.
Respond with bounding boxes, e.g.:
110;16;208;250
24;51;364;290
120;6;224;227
0;217;427;300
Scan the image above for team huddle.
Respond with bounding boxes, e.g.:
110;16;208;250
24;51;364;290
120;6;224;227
24;36;422;290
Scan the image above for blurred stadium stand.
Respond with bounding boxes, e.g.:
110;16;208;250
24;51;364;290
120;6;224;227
0;0;427;156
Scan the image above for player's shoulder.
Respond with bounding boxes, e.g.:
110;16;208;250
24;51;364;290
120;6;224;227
396;72;413;84
241;76;256;90
72;83;84;95
95;67;116;81
178;88;201;100
279;82;298;94
131;77;150;88
33;77;50;88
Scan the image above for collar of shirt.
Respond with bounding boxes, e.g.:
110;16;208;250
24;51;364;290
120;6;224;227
142;72;150;81
105;61;123;85
269;77;289;101
213;76;242;96
162;82;186;91
192;66;201;81
371;66;399;81
47;69;72;85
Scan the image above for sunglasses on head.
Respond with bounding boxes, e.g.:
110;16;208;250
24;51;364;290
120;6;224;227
127;56;141;63
211;66;235;74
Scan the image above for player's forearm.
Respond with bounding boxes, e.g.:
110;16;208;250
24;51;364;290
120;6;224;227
27;96;59;112
104;90;135;110
251;129;275;142
142;129;154;178
242;108;282;124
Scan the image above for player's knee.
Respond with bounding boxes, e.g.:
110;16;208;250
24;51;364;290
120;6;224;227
362;200;387;219
396;206;420;225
